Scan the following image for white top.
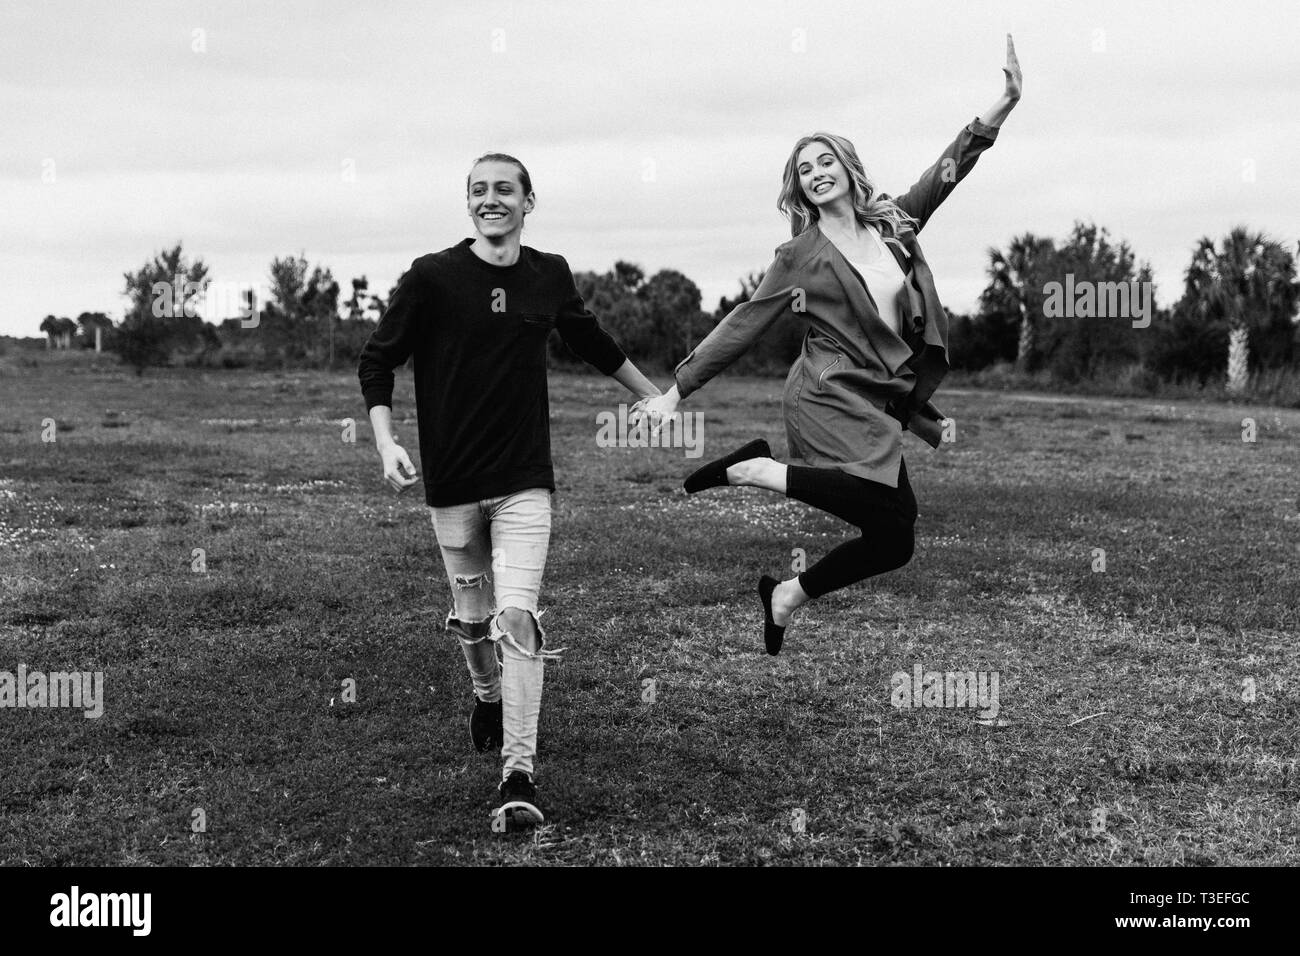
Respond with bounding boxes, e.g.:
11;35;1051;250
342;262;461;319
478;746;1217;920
846;226;906;337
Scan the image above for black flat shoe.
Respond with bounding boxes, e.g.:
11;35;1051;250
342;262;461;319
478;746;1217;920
683;438;772;493
758;574;785;656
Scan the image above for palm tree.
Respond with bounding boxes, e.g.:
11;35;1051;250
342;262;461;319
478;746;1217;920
1183;228;1297;392
77;312;112;351
55;316;77;350
985;233;1056;370
39;315;59;349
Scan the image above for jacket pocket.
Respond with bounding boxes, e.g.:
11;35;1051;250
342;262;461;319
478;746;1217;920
817;355;841;388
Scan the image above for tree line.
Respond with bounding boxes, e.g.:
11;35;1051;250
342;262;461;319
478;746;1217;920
20;222;1300;399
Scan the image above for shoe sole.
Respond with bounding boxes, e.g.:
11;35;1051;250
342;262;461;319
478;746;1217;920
491;800;544;831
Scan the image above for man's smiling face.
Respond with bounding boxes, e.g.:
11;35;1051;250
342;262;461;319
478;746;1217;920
467;161;534;240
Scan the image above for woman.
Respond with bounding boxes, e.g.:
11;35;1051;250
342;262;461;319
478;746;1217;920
634;36;1021;655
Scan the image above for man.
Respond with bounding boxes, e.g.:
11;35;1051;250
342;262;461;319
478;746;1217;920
358;153;659;829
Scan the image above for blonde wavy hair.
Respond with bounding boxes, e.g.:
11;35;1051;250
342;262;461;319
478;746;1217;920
778;132;919;249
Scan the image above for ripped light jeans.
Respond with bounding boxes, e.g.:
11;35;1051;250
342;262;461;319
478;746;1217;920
429;487;558;780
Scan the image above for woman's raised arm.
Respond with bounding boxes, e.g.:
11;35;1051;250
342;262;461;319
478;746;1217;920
891;34;1021;232
979;33;1022;129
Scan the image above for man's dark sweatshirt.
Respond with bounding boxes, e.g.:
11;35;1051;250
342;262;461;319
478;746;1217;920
358;239;628;507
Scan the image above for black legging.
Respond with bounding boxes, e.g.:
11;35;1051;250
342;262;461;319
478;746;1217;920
784;458;917;599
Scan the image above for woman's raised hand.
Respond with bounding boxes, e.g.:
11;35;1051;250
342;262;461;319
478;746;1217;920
1003;33;1022;103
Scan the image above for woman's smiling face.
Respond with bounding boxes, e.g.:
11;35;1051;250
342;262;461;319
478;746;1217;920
797;141;851;208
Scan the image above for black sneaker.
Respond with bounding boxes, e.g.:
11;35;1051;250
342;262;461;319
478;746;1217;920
469;697;503;753
491;770;544;831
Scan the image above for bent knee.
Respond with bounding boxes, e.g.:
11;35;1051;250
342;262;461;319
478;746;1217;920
868;519;914;572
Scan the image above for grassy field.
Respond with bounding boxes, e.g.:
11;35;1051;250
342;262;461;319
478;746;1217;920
1;363;1297;866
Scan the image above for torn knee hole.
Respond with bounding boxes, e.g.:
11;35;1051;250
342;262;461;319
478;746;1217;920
453;573;489;590
490;608;543;652
491;607;538;636
444;612;492;643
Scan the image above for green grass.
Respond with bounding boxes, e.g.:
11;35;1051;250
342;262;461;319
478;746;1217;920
1;366;1297;865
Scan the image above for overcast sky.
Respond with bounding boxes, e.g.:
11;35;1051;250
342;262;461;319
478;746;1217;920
2;0;1297;337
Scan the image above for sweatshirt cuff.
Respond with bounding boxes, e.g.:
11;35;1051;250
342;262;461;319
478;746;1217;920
593;345;628;377
362;387;394;411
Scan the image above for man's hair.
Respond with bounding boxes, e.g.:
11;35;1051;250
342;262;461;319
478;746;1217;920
466;152;533;195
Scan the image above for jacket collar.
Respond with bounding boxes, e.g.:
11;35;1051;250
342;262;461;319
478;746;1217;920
807;224;915;377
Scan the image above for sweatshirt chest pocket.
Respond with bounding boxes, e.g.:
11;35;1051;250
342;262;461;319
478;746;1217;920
514;312;556;367
520;312;556;331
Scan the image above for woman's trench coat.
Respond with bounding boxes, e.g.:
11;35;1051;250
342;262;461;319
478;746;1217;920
673;116;1001;489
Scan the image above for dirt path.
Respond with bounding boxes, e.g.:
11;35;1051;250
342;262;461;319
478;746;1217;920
941;387;1300;423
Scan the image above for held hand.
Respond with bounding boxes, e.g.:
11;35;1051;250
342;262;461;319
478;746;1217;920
627;386;664;424
1002;33;1022;102
629;391;679;438
380;443;419;492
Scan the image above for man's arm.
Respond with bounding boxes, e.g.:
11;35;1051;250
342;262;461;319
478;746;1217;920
358;258;426;492
610;359;661;401
358;257;425;410
553;258;661;400
368;404;418;491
